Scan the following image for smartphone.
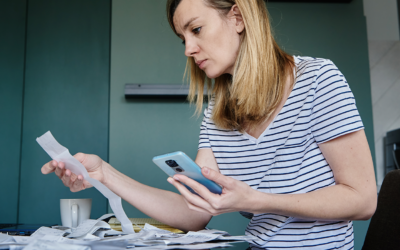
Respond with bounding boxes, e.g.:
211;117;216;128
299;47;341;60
153;151;222;195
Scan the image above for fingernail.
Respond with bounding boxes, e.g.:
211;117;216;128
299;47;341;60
167;177;173;183
173;176;180;181
203;167;210;174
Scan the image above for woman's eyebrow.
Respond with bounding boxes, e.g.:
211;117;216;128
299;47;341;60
176;17;199;36
183;17;199;31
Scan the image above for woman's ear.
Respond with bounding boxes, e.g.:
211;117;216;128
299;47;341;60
229;4;245;34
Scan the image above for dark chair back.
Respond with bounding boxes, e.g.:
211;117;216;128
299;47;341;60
393;148;400;169
362;170;400;250
386;129;400;174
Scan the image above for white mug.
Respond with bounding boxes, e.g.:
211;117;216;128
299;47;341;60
60;199;92;228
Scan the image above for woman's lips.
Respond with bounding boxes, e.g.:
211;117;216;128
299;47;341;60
197;60;207;70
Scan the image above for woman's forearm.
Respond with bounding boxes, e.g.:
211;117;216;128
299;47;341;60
249;183;377;221
102;163;211;231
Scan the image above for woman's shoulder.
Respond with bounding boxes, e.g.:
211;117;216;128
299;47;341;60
293;56;343;83
293;55;335;72
293;55;333;64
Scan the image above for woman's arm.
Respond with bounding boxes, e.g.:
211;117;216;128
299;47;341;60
41;151;217;231
169;129;377;221
102;164;212;231
252;129;377;220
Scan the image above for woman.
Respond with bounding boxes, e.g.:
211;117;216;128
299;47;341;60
42;0;377;249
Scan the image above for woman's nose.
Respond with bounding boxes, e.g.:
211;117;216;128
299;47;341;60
184;39;199;57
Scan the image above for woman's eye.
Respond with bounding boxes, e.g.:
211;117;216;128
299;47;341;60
193;27;201;34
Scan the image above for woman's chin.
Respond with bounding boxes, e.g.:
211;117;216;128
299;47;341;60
204;70;224;79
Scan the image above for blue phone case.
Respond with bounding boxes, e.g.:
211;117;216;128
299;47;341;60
152;151;222;195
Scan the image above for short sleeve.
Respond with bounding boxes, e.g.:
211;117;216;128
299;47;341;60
310;60;364;144
198;105;212;149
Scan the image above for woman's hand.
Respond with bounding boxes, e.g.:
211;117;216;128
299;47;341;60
41;153;108;192
168;167;256;216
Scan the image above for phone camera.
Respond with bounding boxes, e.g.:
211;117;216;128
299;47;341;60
165;160;179;168
175;168;183;172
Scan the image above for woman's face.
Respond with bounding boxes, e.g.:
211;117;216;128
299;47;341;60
173;0;244;79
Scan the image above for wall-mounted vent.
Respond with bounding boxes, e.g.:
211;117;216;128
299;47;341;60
125;84;200;99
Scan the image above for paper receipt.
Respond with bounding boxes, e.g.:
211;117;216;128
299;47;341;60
36;131;134;234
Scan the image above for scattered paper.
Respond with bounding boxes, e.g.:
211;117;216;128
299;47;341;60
97;214;115;221
196;229;230;236
12;236;35;244
0;242;26;249
132;239;166;247
24;239;90;250
67;219;99;238
0;234;13;243
6;244;24;250
0;224;248;250
143;223;179;238
40;235;64;242
164;231;221;245
30;227;66;238
60;237;129;249
95;229;127;239
51;226;70;231
36;131;134;234
135;242;233;250
9;245;24;250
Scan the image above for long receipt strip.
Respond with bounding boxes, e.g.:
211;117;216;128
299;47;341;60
36;131;135;234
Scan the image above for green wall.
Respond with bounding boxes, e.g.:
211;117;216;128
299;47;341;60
0;0;111;225
18;0;111;224
110;0;374;249
0;0;27;224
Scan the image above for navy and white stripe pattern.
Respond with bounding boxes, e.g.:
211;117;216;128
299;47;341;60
199;56;363;249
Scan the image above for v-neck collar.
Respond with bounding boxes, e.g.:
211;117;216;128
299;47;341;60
239;56;300;145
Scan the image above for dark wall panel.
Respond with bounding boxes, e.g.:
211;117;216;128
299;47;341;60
0;0;27;223
18;0;111;224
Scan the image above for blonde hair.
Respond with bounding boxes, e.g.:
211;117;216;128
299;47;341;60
167;0;295;132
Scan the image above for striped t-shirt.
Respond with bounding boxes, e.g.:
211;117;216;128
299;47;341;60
199;56;364;249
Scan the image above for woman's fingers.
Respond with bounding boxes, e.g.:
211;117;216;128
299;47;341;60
41;160;58;175
42;153;100;192
168;177;214;212
181;196;211;214
174;175;217;203
170;173;248;215
168;177;192;197
71;175;84;192
54;162;65;178
61;169;73;187
201;167;233;189
42;157;93;192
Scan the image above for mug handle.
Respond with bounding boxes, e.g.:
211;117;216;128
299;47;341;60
72;204;79;228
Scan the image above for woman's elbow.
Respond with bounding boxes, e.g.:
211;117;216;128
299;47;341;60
176;214;212;232
355;192;377;220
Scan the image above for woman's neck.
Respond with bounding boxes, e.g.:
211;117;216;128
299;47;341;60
245;74;294;139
